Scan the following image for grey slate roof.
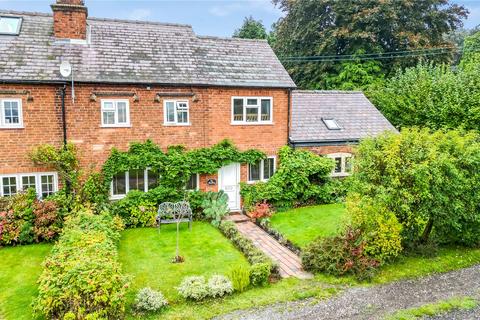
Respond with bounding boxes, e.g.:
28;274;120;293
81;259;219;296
290;90;397;144
0;11;295;88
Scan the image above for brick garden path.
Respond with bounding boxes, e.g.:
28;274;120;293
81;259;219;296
226;214;312;279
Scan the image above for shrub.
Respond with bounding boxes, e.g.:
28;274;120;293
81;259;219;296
134;288;168;313
249;263;270;286
207;275;234;297
229;266;251;292
201;191;229;227
32;199;62;242
348;129;480;250
347;195;403;262
33;210;129;319
302;227;380;280
247;201;273;220
240;146;335;210
177;276;210;301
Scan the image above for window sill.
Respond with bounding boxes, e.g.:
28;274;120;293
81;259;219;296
163;123;192;126
110;194;126;200
100;124;132;128
331;173;350;178
246;179;269;184
230;122;274;126
0;125;24;130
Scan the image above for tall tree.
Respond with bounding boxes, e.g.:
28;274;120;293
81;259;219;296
272;0;468;89
233;16;268;40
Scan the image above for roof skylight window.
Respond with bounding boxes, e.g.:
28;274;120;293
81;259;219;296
322;118;341;130
0;16;22;35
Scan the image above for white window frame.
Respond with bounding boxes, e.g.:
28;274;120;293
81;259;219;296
231;97;273;125
100;99;130;128
185;173;200;191
327;153;353;177
0;172;58;198
110;169;159;200
0;98;23;129
163;100;190;126
248;156;276;183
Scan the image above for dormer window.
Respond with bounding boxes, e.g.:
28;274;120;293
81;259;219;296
322;118;341;130
0;16;22;35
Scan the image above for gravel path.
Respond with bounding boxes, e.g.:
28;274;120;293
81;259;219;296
426;306;480;319
218;265;480;320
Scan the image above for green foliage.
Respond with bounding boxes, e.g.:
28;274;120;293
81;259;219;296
33;210;128;320
228;266;251;292
347;195;403;262
273;0;467;89
233;16;268;39
207;275;234;298
249;263;270;287
201;191;229;227
302;227;380;280
348;128;480;251
30;143;80;191
177;276;210;301
134;287;168;313
240;146;335;210
218;220;276;283
368;60;480;130
0;190;63;246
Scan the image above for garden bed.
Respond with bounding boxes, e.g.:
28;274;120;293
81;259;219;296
269;203;346;248
0;243;52;320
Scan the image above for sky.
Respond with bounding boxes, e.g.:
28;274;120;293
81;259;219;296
0;0;478;37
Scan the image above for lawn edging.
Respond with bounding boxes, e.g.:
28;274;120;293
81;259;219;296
257;219;302;255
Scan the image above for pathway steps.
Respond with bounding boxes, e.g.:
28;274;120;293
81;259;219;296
225;214;312;279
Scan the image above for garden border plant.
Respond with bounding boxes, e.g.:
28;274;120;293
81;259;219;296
257;219;301;255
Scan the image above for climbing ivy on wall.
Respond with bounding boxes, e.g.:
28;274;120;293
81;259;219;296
102;139;265;192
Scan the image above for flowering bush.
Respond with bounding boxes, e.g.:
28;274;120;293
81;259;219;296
134;287;168;313
177;276;210;301
207;275;234;297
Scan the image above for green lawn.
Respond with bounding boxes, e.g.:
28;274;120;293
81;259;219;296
270;203;347;248
0;243;52;320
118;222;250;305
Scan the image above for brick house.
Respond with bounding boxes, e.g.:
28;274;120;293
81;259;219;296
0;1;395;210
0;0;296;210
290;90;397;177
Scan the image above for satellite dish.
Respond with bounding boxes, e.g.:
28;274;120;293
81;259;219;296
59;61;72;78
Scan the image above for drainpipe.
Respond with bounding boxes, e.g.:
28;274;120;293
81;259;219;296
287;88;292;148
61;85;67;147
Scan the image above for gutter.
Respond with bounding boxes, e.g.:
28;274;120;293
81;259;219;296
287;88;291;146
60;85;67;147
289;139;360;147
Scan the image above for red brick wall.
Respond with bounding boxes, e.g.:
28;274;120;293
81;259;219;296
0;84;63;174
0;83;289;188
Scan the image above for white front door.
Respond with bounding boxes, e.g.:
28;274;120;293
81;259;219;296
218;163;241;211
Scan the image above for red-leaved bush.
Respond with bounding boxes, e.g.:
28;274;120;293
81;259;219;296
247;201;273;220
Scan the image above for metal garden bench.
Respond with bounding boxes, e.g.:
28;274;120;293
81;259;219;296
156;201;192;231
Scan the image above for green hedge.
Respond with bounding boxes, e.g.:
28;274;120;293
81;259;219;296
219;220;277;283
33;210;129;319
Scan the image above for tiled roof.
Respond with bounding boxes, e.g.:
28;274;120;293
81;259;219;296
0;11;295;88
290;90;397;144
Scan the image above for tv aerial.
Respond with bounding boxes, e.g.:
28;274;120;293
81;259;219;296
59;60;75;104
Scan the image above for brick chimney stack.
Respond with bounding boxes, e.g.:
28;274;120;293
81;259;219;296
51;0;88;40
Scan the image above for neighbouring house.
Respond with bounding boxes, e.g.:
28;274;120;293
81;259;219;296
289;91;397;177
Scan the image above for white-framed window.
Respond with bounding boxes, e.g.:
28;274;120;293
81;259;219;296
101;99;130;127
110;169;160;199
0;99;23;129
232;97;272;124
327;153;353;177
185;174;199;191
164;100;190;125
0;172;58;198
0;16;22;35
322;118;341;130
248;157;276;182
